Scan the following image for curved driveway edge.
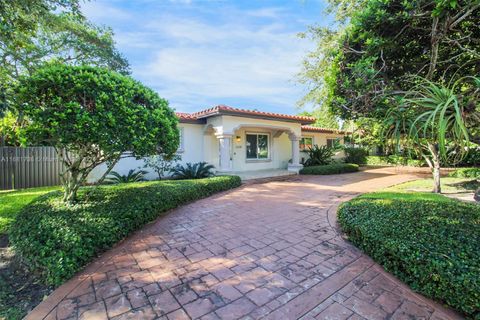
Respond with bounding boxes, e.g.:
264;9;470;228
27;168;463;320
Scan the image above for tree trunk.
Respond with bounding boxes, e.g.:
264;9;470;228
63;170;81;203
425;143;442;193
432;159;441;193
96;156;120;185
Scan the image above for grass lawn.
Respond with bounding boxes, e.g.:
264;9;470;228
384;176;479;194
0;186;60;320
0;186;60;235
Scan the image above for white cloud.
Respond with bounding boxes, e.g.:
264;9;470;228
81;1;315;113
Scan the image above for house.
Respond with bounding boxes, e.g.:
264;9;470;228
88;105;348;181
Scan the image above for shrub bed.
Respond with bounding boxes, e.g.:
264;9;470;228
10;176;241;286
338;194;480;318
448;167;480;178
300;163;359;175
365;155;425;167
344;147;369;165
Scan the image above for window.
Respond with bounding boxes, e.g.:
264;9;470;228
300;137;313;151
246;133;269;159
327;138;340;148
177;127;184;152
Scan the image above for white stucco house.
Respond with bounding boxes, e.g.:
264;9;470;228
89;105;348;181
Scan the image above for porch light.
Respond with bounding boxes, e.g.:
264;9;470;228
236;136;241;142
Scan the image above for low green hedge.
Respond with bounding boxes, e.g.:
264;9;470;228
365;155;425;167
338;195;480;318
300;163;359;175
10;176;241;286
448;167;480;178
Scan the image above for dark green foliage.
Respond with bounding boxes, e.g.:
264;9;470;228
365;156;425;167
448;168;480;179
170;162;215;179
344;147;369;165
301;0;480;120
459;146;480;167
300;163;358;175
15;64;179;202
10;176;241;285
105;169;148;184
338;195;480;318
303;145;336;166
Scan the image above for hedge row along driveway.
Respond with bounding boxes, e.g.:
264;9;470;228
26;168;463;320
339;193;480;318
11;176;241;286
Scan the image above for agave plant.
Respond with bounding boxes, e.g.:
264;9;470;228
105;169;148;184
170;162;215;179
303;144;340;167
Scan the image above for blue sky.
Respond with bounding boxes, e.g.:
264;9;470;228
81;0;332;114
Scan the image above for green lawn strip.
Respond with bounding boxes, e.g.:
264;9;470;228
10;176;241;286
383;177;479;194
0;186;60;235
338;189;480;318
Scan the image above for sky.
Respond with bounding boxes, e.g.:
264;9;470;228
81;0;332;115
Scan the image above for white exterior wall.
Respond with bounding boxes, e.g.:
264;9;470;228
231;128;291;171
87;123;204;182
300;131;345;164
87;115;347;182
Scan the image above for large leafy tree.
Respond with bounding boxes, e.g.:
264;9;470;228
0;0;128;118
15;64;179;202
298;109;340;129
301;0;480;120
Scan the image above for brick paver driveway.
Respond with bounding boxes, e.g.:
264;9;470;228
28;168;462;320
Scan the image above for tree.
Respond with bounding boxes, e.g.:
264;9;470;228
0;0;128;116
15;64;179;202
143;154;181;180
300;0;480;120
382;77;479;193
298;109;340;129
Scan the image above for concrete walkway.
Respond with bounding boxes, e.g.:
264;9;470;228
27;168;463;320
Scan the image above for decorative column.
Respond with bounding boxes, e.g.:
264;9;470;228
288;134;303;173
218;135;232;172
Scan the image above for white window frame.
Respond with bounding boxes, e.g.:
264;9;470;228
326;137;340;148
177;127;185;153
300;136;314;152
245;132;271;161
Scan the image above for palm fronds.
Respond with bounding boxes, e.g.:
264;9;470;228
170;162;215;179
105;169;148;184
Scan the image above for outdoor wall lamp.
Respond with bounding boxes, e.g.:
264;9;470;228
236;136;241;142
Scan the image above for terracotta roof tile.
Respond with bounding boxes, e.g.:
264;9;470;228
175;112;197;121
176;105;316;124
301;125;350;134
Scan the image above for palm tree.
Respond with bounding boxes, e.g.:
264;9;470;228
382;77;479;193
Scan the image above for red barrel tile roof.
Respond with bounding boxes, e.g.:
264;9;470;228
176;105;315;124
301;125;350;134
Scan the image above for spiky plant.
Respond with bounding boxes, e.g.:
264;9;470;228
105;169;148;184
382;77;479;193
170;162;215;179
303;145;337;166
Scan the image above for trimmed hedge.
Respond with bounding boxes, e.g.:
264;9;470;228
448;167;480;178
365;155;425;167
338;195;480;318
10;176;241;285
300;163;359;175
